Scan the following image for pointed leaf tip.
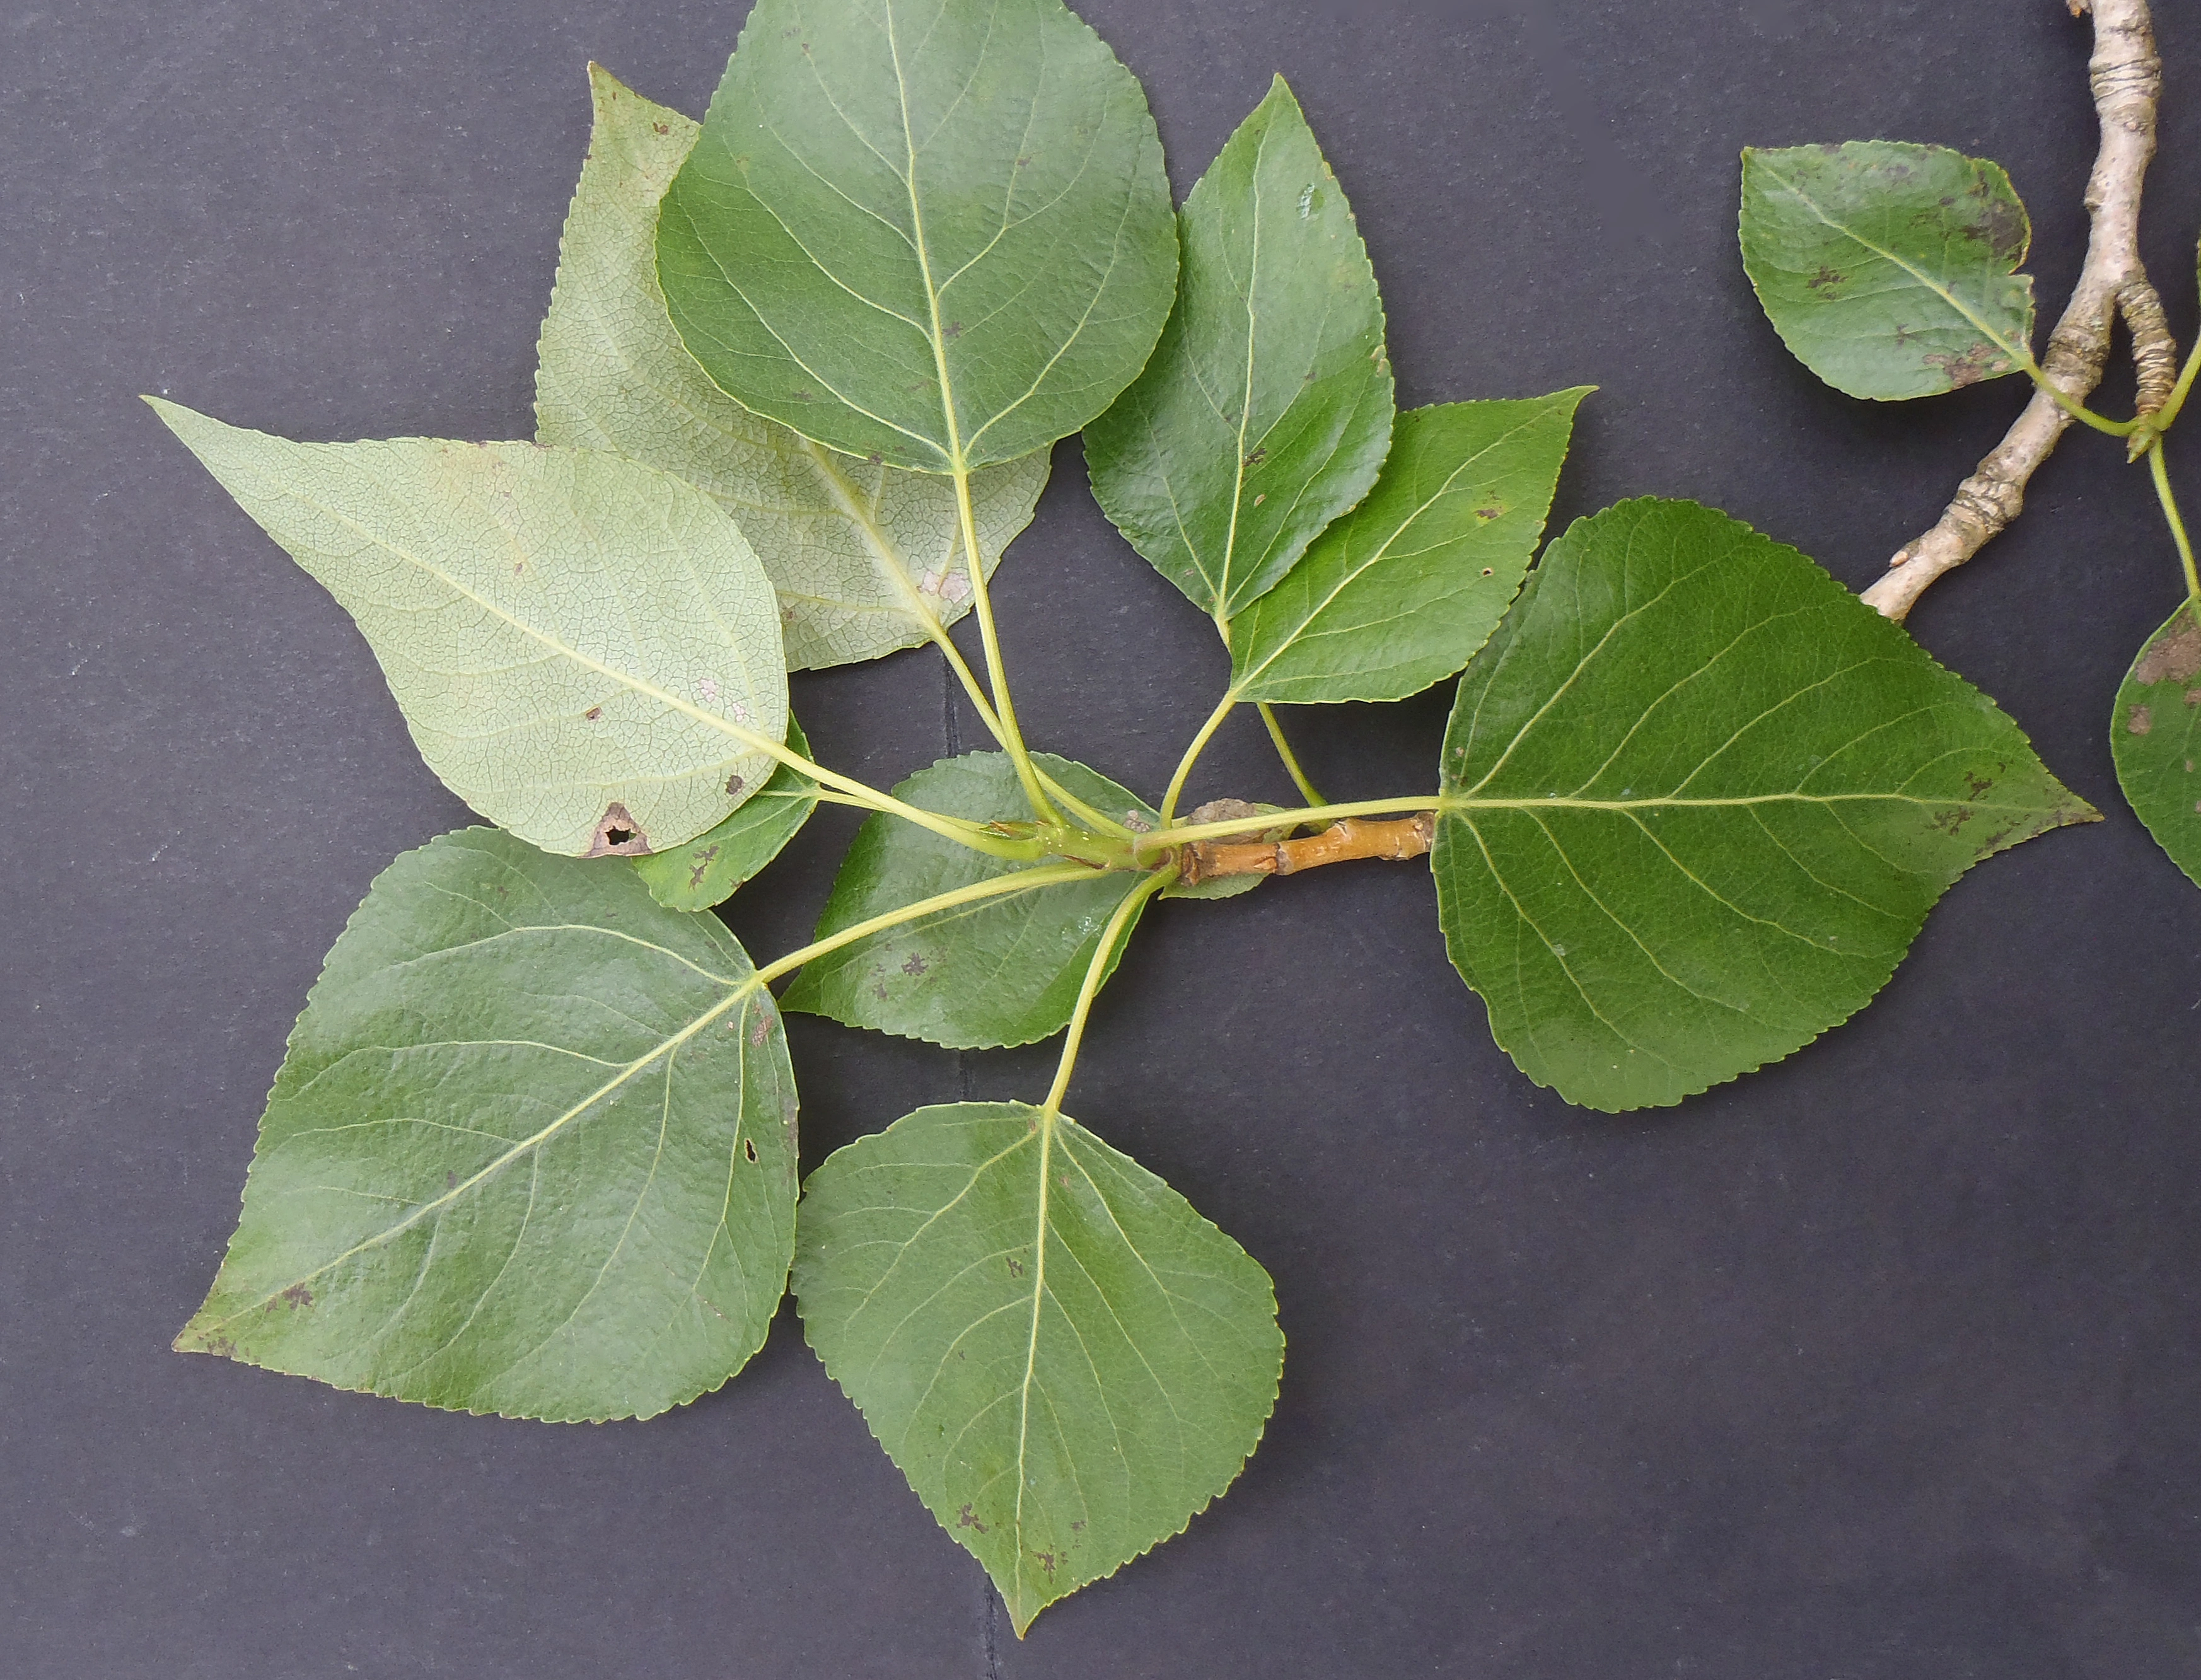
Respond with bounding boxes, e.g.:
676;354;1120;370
1435;496;2088;1111
796;1102;1281;1630
1088;74;1393;620
155;402;788;855
1227;389;1588;704
178;828;798;1420
535;65;1048;670
656;0;1176;471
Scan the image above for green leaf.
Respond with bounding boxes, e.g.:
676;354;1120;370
175;828;799;1422
781;753;1158;1048
1434;497;2094;1113
150;401;789;858
794;1101;1281;1634
1739;141;2035;400
1226;391;1588;704
2111;601;2201;889
633;714;820;911
655;0;1177;473
1085;75;1393;619
535;65;1050;671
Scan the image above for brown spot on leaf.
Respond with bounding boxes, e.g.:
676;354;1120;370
584;803;650;857
1962;195;2028;262
957;1503;989;1533
2128;704;2154;736
1008;1257;1025;1278
724;773;745;797
1962;772;1994;800
1806;265;1847;295
652;121;670;136
1924;343;2007;388
2135;610;2201;685
688;843;721;889
943;321;963;339
1244;445;1269;468
743;1137;758;1162
1037;1550;1057;1579
1188;798;1267;826
281;1283;313;1309
584;706;603;720
902;953;928;976
749;1009;773;1048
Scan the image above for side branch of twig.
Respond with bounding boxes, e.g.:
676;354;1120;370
1862;0;2164;620
1178;814;1436;885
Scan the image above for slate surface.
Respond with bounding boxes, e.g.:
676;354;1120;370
5;1;2200;1675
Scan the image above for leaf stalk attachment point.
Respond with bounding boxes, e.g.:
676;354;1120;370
1861;0;2165;618
2148;439;2201;606
1257;702;1328;808
949;465;1062;826
1041;865;1176;1115
1158;693;1241;825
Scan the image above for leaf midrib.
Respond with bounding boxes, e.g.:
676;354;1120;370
1442;791;2057;815
1229;400;1564;695
301;495;773;767
1754;154;2028;368
192;973;760;1335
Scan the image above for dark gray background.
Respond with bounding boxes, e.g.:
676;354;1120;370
6;1;2199;1674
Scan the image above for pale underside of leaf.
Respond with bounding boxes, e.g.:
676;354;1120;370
2111;601;2201;891
1226;390;1588;705
151;400;788;857
655;0;1178;472
1085;73;1394;620
177;828;799;1423
534;64;1050;670
1739;141;2035;402
632;714;820;911
794;1101;1282;1633
1434;497;2093;1112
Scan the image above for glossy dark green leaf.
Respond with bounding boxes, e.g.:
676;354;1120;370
1740;141;2035;400
175;828;799;1422
1434;498;2094;1113
633;715;819;911
150;401;788;858
780;753;1156;1048
1226;391;1587;704
1086;76;1393;619
795;1101;1282;1634
2111;601;2201;889
535;66;1050;671
656;0;1176;473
